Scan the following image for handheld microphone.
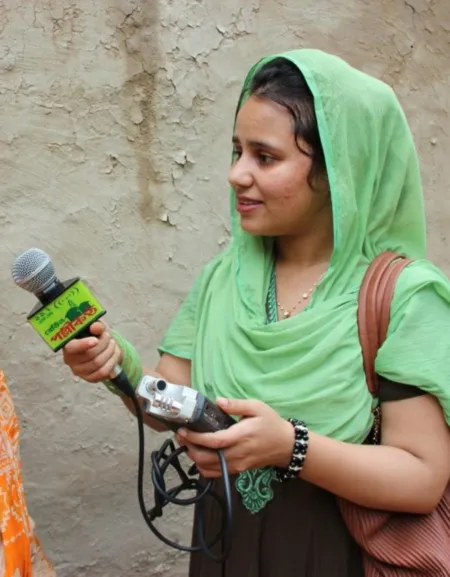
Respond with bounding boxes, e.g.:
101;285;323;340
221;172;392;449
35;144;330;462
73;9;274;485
11;248;133;396
11;248;233;560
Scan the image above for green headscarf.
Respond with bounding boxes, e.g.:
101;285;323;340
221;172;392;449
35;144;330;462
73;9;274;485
159;49;450;445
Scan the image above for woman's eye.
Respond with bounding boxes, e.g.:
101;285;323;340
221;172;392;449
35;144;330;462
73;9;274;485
258;153;275;165
231;148;275;166
232;148;242;161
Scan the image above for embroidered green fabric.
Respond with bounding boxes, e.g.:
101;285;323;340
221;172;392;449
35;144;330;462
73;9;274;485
235;266;281;513
235;265;316;513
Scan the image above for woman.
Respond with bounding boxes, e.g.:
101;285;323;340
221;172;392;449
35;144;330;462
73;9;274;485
0;370;55;576
62;49;450;576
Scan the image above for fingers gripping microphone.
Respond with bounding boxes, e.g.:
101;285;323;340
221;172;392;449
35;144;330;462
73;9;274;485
11;248;133;397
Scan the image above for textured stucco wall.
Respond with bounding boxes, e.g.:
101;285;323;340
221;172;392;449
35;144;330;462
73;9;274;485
0;0;449;575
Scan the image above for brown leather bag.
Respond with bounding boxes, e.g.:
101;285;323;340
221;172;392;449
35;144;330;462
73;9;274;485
338;251;450;576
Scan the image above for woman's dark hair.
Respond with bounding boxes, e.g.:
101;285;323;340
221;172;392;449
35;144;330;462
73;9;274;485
248;57;327;190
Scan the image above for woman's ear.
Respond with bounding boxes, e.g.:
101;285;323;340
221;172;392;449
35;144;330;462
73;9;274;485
312;171;330;198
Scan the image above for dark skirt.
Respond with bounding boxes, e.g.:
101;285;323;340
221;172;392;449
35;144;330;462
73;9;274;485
189;475;364;577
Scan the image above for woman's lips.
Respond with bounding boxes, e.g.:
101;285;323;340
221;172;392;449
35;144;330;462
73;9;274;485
236;198;263;214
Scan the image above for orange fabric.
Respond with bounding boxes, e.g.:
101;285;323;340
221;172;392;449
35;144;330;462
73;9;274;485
0;370;54;576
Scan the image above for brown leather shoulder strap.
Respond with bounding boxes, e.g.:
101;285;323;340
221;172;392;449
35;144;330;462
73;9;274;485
357;252;413;396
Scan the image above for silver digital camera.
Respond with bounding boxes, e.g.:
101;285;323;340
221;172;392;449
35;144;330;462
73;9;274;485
136;375;235;433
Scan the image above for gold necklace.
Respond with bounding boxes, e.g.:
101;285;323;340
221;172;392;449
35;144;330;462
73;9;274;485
275;271;325;319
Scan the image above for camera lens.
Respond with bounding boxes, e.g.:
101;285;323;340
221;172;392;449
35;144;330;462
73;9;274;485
156;379;167;391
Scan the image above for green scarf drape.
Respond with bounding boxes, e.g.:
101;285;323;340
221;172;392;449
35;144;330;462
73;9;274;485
159;49;450;445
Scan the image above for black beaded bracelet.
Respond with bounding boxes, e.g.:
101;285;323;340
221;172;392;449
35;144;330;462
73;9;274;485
275;418;309;482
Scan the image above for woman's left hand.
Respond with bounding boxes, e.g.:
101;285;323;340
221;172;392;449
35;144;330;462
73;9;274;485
176;398;294;478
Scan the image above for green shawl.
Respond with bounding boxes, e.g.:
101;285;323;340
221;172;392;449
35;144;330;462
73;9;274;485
160;49;450;444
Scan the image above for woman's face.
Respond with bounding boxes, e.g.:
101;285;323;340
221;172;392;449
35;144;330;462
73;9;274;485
229;95;329;237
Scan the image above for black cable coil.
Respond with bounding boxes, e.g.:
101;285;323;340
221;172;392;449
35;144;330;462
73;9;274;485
117;375;233;563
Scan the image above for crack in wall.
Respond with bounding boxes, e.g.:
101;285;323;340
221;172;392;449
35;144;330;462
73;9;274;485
115;0;160;222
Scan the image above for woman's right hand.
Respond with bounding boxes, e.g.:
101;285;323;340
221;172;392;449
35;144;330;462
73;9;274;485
62;321;122;383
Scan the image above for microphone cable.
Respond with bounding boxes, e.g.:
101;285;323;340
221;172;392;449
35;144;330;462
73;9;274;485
115;373;233;565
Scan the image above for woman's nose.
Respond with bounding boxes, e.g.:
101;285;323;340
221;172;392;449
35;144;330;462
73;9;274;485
228;157;254;190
